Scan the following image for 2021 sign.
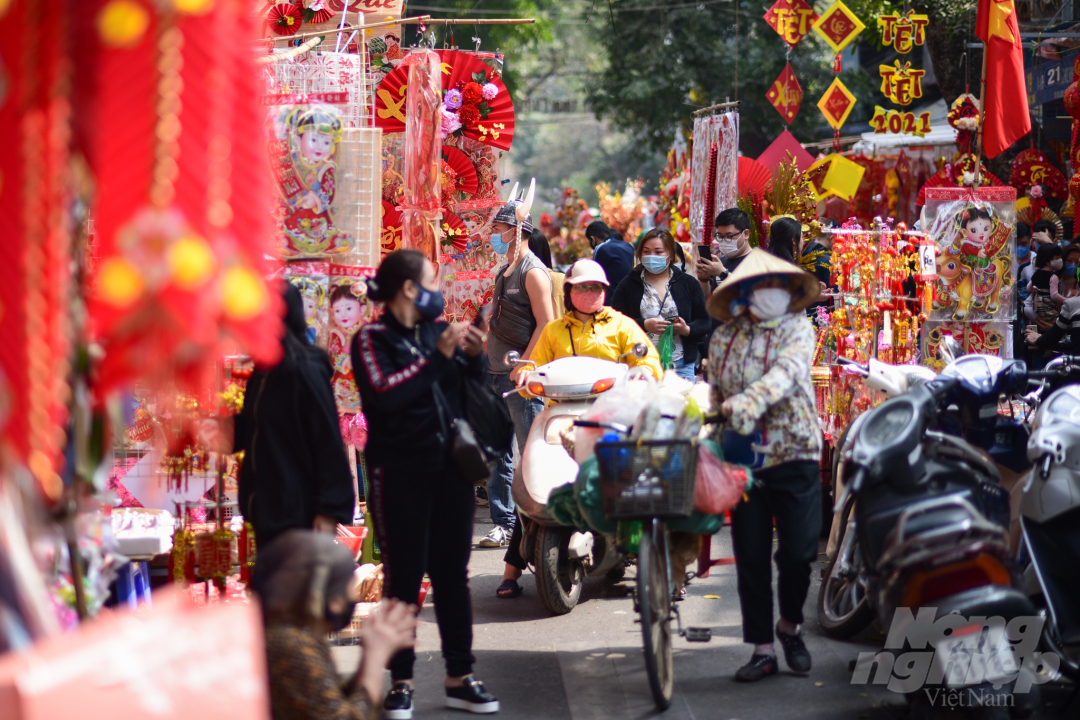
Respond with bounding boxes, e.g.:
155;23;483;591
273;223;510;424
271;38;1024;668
870;106;932;138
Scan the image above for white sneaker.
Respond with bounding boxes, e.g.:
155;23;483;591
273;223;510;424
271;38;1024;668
478;526;509;548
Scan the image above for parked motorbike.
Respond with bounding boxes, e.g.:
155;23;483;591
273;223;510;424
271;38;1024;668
1018;376;1080;681
827;378;1039;716
506;344;650;615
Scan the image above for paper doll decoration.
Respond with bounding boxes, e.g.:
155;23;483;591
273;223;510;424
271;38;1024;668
327;277;371;412
268;103;356;258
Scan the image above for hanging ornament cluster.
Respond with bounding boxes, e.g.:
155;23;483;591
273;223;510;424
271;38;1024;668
1062;55;1080;210
266;0;337;36
811;1;863;149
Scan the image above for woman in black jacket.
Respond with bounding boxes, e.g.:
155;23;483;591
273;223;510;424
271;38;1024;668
351;250;498;719
610;228;710;380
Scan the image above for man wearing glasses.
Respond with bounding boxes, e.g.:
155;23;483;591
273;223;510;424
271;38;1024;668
697;208;753;298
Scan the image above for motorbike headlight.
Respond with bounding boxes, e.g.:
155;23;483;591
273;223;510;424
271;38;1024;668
862;402;914;446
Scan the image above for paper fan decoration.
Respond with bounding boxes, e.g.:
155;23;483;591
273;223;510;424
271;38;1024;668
302;0;334;23
738;157;772;198
375;49;515;151
442;145;479;196
268;3;303;35
440;211;469;253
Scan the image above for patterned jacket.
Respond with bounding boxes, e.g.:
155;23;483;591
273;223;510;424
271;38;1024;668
708;311;822;468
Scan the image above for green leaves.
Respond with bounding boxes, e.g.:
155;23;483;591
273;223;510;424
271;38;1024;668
478;102;492;119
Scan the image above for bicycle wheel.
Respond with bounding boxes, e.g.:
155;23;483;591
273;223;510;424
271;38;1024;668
636;520;674;710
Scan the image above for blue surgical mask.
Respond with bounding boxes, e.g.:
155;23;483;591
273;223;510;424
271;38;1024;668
1067;263;1077;277
641;255;670;274
490;232;509;255
1016;245;1030;259
415;286;445;321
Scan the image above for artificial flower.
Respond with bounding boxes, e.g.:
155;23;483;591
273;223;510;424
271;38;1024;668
482;82;498;101
267;2;303;35
440;107;462;136
462;82;483;105
444;88;463;110
457;104;481;128
1031;184;1044;199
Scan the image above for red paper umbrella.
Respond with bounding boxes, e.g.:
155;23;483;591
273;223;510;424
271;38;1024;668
441;211;469;253
267;3;302;35
738;156;772;198
375;49;515;151
442;145;478;196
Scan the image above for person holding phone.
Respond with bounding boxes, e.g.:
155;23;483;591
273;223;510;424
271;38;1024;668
610;228;710;381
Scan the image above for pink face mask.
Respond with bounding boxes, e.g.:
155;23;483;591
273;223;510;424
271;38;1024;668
573;289;604;314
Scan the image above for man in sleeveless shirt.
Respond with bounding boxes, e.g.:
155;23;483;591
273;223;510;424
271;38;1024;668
480;200;556;548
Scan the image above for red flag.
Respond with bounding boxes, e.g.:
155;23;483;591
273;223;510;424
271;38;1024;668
975;0;1031;158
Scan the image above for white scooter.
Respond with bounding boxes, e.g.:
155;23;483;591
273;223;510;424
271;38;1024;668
505;345;649;615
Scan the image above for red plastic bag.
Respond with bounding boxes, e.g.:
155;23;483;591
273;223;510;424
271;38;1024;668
694;440;749;516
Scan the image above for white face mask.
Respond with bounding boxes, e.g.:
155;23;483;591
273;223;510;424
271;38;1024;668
748;287;791;320
1051;258;1064;270
715;237;740;257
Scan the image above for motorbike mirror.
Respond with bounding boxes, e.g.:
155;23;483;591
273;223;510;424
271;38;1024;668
940;335;962;364
504;351;521;366
632;343;648;359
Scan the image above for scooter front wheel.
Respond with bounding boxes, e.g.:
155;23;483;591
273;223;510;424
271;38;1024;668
534;525;583;615
637;520;674;710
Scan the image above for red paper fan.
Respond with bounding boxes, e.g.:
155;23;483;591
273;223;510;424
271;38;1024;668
738;156;771;198
267;3;303;35
375;49;516;151
442;145;478;196
441;211;469;253
306;6;334;23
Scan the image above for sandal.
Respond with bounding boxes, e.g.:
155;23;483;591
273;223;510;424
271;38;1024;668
496;579;523;599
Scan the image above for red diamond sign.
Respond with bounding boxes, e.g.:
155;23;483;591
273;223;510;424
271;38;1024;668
817;77;857;130
764;0;819;48
766;63;803;124
812;0;866;54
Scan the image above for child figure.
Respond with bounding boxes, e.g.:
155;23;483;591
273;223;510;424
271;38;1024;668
957;207;994;269
327;280;370;412
272;104;355;257
287;276;327;347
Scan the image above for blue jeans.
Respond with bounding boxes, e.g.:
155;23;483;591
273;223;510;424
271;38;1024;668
486;373;543;531
672;356;697;382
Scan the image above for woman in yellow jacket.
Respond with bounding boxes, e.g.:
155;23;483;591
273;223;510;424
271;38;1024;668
526;258;663;381
497;259;661;599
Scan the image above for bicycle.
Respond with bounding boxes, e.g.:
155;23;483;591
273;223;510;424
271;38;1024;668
594;436;713;710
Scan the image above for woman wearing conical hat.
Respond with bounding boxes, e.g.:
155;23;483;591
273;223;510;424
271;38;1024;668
706;249;823;683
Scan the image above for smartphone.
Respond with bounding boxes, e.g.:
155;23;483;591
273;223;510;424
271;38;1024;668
474;303;492;331
699;244;713;261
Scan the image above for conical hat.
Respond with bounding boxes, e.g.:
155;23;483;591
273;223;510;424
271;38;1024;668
706;248;821;321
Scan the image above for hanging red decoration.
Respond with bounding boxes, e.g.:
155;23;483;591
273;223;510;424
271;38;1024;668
267;3;303;35
766;62;802;124
702;142;720;243
1009;148;1067;199
375;49;516;151
441;211;469;253
381;200;403;257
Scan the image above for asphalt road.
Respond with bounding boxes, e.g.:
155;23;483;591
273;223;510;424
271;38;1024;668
333;513;1076;720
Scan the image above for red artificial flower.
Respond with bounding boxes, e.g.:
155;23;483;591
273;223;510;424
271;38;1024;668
457;104;481;128
461;82;484;106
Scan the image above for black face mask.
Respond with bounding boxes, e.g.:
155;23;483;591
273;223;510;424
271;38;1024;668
326;598;358;632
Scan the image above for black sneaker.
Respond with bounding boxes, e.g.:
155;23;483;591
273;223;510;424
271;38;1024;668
776;625;812;673
384;682;413;720
734;654;779;682
445;675;499;714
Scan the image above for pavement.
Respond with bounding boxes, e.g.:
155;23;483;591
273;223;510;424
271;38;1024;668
333;513;1077;720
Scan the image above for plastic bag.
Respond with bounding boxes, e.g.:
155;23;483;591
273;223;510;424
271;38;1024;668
573;372;657;463
656;323;675;369
693;439;750;515
630;389;687;441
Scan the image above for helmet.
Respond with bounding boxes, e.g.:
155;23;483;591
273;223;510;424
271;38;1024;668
491;200;534;235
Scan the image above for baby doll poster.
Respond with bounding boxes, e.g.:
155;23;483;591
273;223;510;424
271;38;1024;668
327;265;376;413
284;266;329;348
922;187;1016;325
268;101;357;259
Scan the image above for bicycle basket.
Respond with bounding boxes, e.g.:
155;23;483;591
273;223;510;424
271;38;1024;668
595;439;698;520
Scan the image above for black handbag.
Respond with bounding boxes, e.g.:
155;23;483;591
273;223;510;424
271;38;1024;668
432;379;512;486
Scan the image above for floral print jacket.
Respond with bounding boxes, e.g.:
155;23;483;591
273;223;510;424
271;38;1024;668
708;312;821;469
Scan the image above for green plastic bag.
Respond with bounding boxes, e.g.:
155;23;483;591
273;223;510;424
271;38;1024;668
656;323;675;369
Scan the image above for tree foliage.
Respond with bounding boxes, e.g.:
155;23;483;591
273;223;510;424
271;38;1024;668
582;0;876;157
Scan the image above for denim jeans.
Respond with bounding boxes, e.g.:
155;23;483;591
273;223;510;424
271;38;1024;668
672;356;697;382
486;373;543;531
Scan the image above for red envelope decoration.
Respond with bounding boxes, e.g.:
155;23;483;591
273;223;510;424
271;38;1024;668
766;63;802;124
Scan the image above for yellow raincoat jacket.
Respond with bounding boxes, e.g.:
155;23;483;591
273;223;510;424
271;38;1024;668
529;307;663;380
